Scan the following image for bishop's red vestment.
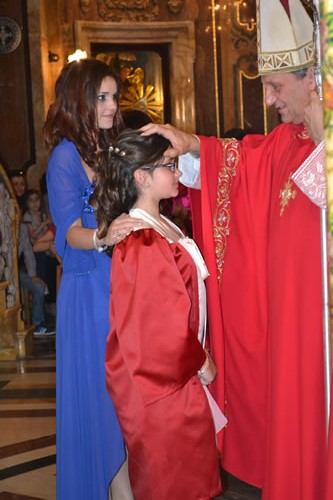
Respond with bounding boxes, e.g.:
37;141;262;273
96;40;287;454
189;123;326;500
105;229;221;500
326;385;333;499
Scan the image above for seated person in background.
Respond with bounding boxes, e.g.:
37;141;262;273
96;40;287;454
23;189;58;305
23;189;52;243
19;222;55;336
8;172;56;333
8;170;26;211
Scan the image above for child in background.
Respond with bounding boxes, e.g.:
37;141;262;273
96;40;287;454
23;189;52;244
23;189;57;304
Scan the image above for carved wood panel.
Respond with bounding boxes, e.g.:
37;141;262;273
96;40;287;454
0;0;35;172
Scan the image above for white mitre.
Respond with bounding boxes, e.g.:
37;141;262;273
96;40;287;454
257;0;315;74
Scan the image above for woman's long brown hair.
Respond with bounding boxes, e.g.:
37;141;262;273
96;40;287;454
43;58;124;171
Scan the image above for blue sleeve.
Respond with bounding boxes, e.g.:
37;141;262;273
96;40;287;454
46;141;87;259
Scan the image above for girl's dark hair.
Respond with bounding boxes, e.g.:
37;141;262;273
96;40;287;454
43;58;124;171
95;129;170;238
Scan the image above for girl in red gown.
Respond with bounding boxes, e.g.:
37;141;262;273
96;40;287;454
94;130;223;500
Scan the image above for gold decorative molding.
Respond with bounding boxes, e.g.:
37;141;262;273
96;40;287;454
0;163;27;359
211;0;221;136
234;0;256;32
167;0;184;14
97;0;159;22
238;69;258;126
79;0;91;15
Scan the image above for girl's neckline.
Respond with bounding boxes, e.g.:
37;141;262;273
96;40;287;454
130;207;184;242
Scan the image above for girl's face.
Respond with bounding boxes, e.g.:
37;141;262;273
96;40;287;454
27;193;41;213
96;76;118;130
147;158;182;201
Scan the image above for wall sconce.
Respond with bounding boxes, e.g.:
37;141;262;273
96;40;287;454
48;51;59;63
68;49;88;63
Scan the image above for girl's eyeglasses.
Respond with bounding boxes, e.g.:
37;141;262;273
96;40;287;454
141;162;178;173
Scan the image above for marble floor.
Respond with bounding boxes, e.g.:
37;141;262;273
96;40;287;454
0;334;261;500
0;335;56;500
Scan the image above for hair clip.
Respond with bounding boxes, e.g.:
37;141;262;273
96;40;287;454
108;146;126;157
115;147;126;157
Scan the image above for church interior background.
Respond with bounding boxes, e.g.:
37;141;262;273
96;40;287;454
0;0;284;498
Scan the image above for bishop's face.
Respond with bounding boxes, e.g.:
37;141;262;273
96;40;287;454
261;68;316;124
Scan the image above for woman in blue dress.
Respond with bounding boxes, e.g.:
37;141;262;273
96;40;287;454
44;59;137;499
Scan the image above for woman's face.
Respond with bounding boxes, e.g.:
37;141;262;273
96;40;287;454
96;76;118;130
11;175;26;197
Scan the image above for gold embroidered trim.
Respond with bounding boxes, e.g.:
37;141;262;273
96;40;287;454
213;138;239;283
297;128;309;140
279;173;297;216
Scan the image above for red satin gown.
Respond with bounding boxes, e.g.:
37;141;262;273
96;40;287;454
105;228;221;500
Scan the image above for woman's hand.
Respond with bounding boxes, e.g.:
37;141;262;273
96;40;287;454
68;214;144;250
102;213;143;247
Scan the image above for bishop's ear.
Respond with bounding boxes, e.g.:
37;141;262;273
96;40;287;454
307;66;318;91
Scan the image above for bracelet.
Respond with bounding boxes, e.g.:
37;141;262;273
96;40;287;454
92;229;108;253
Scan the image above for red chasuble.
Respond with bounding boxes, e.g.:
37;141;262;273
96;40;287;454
326;388;333;499
191;124;326;499
105;229;221;500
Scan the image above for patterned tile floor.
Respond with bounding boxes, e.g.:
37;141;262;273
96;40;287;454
0;334;56;500
0;333;261;500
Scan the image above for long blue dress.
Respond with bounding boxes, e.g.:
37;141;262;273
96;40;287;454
47;139;125;500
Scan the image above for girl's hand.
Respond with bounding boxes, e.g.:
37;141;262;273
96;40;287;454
198;349;217;385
